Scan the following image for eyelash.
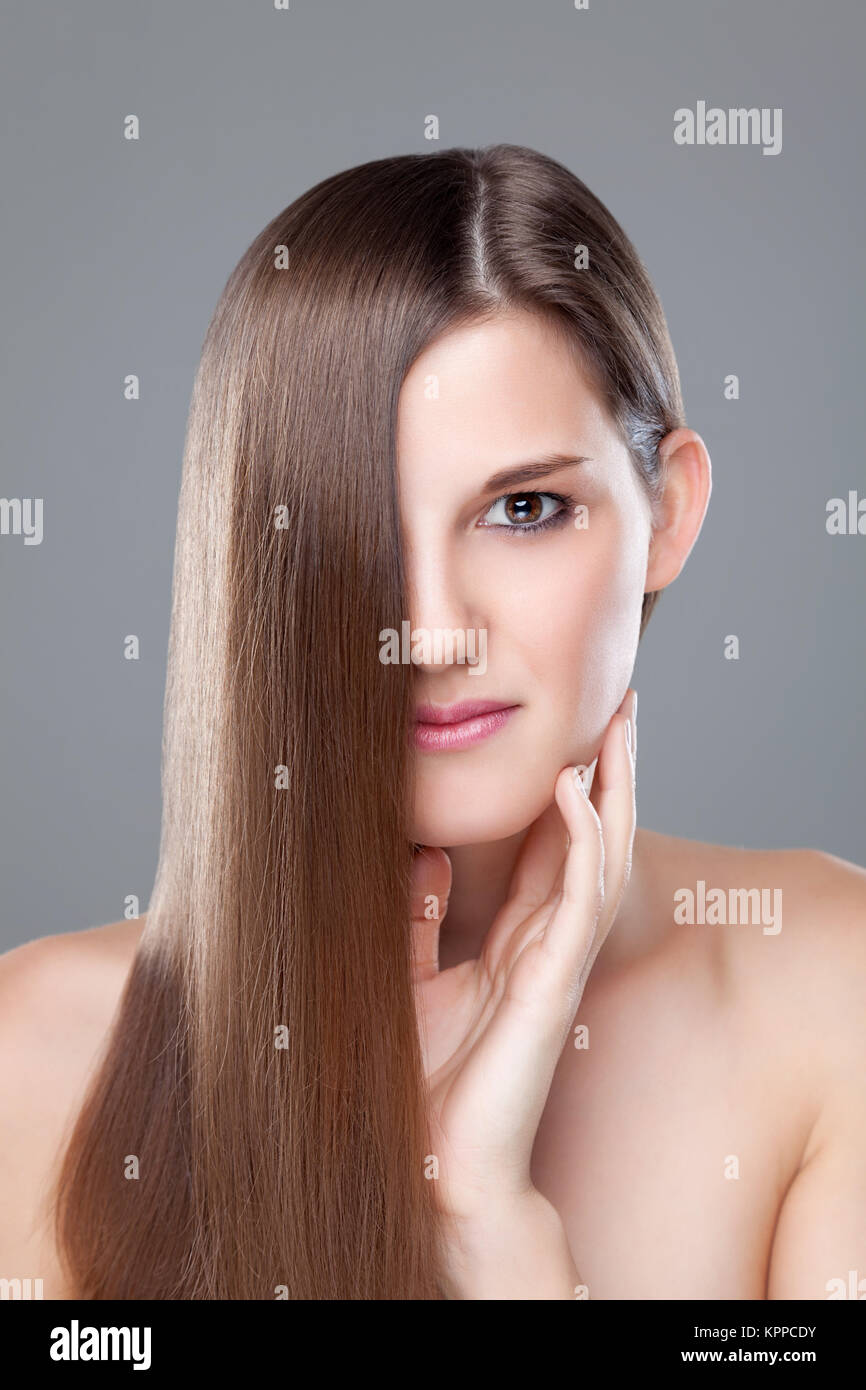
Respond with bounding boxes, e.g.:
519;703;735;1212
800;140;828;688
478;491;575;537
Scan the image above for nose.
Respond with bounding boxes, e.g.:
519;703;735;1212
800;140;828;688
404;537;485;674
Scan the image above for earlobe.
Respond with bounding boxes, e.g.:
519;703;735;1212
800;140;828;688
644;428;712;595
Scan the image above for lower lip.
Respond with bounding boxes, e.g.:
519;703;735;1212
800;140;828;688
413;706;519;752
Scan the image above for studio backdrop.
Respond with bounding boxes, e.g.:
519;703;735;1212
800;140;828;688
1;0;863;948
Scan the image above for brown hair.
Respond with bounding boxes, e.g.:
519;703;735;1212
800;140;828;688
51;144;685;1298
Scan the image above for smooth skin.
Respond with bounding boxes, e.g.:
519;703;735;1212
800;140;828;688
1;311;865;1299
416;692;636;1297
402;310;866;1298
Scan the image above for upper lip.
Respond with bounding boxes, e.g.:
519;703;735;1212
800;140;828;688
414;699;517;726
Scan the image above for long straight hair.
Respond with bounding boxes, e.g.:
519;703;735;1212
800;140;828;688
51;144;685;1299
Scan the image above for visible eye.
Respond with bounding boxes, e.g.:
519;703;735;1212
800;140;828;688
478;491;571;535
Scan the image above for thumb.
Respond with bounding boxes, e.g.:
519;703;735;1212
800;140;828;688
409;846;452;982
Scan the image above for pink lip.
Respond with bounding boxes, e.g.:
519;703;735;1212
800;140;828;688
413;700;519;751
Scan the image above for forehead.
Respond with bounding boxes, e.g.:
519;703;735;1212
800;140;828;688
396;310;618;477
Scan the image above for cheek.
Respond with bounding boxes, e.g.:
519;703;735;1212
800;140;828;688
512;511;643;658
409;505;647;845
506;514;645;741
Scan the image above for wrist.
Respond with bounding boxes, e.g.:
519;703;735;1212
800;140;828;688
440;1188;581;1300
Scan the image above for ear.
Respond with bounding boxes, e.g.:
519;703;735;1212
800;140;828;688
644;427;712;594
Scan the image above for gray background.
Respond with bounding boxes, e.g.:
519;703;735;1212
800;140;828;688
1;1;863;949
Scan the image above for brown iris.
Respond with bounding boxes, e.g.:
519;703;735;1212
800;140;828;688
504;493;544;524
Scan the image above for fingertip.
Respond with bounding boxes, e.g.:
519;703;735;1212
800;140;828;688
415;844;451;871
554;764;590;821
411;843;452;896
572;764;591;798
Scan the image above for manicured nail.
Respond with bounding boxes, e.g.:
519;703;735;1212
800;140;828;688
572;765;588;796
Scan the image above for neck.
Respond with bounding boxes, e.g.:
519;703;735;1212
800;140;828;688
437;826;530;968
438;824;652;975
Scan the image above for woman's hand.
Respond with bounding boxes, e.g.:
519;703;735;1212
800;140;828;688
410;688;637;1295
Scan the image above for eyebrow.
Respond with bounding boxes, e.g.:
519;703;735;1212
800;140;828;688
480;453;592;495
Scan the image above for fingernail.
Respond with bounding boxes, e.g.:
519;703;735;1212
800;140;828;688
572;765;588;796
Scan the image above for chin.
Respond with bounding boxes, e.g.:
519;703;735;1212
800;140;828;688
410;771;558;847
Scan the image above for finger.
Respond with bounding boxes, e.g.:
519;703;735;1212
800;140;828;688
409;846;452;982
471;766;604;1105
504;797;570;915
541;763;606;981
589;687;637;935
481;799;572;976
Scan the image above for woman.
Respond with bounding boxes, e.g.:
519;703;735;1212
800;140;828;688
1;144;864;1300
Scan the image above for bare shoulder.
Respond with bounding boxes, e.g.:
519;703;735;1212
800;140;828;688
638;827;866;1108
638;828;866;983
0;917;145;1297
656;829;863;936
0;917;146;1066
645;834;866;1299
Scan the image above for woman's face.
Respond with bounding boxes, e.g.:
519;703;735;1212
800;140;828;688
398;310;655;848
